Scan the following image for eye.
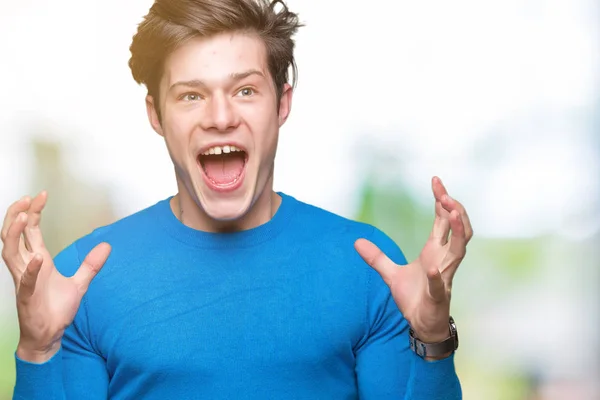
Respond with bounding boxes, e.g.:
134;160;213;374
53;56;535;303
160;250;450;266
238;87;255;97
181;93;202;102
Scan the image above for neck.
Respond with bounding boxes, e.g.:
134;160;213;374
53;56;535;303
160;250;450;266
170;179;281;233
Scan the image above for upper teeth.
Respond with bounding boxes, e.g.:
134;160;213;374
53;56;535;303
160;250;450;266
202;145;243;155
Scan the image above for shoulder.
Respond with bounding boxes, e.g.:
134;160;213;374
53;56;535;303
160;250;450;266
53;197;170;276
283;193;407;266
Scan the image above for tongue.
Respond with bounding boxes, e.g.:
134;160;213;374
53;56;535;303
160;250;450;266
202;153;245;184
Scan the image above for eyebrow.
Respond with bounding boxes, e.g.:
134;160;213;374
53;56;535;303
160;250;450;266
169;69;265;92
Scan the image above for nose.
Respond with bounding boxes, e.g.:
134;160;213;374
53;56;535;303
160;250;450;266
200;93;240;132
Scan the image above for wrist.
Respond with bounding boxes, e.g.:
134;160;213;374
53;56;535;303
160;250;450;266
16;340;61;364
409;316;459;359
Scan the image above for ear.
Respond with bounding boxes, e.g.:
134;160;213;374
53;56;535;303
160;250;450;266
146;95;164;136
278;83;293;127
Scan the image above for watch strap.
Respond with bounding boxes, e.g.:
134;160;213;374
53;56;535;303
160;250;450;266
409;316;459;358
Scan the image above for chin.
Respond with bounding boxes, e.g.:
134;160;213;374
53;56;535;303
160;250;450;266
197;189;255;222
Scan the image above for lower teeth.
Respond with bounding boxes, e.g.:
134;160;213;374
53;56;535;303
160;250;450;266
210;176;239;185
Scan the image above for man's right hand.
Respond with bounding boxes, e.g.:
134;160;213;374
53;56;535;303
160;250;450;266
1;192;111;363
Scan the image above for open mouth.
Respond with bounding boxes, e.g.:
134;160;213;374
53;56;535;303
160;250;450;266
198;145;247;189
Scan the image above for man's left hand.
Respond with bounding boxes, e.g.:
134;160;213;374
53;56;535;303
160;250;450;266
355;176;473;349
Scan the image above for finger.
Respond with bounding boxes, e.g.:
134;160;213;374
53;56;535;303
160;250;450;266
1;196;32;242
431;176;448;203
426;268;447;303
1;213;28;273
72;243;112;294
435;197;450;218
26;191;47;227
23;191;48;252
354;238;398;286
452;198;473;242
17;254;43;298
441;195;473;242
448;210;467;261
431;215;450;245
23;194;50;254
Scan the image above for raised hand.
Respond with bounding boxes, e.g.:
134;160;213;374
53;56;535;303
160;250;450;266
355;177;473;349
1;192;111;363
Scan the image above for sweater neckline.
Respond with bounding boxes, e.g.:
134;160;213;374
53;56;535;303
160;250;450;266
155;192;296;249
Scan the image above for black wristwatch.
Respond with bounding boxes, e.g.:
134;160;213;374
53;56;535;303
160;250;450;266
409;316;459;358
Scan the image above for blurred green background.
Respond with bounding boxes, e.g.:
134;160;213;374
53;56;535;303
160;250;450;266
1;0;599;398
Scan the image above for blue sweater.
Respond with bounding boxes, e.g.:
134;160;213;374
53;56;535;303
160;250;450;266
13;193;461;399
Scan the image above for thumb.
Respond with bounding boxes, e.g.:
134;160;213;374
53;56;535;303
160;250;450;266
354;238;397;286
426;267;446;303
73;242;112;294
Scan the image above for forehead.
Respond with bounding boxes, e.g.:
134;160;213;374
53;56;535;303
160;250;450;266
162;33;269;86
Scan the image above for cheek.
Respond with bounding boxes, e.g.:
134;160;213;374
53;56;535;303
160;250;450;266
255;129;279;169
248;110;280;156
164;112;197;154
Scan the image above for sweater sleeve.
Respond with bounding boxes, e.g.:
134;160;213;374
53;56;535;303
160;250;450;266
354;227;462;400
13;243;109;400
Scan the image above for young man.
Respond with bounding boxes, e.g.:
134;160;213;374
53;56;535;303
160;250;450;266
2;0;472;398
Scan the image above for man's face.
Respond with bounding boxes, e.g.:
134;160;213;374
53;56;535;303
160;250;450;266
147;33;292;225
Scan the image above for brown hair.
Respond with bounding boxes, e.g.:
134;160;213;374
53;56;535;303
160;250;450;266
129;0;303;121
